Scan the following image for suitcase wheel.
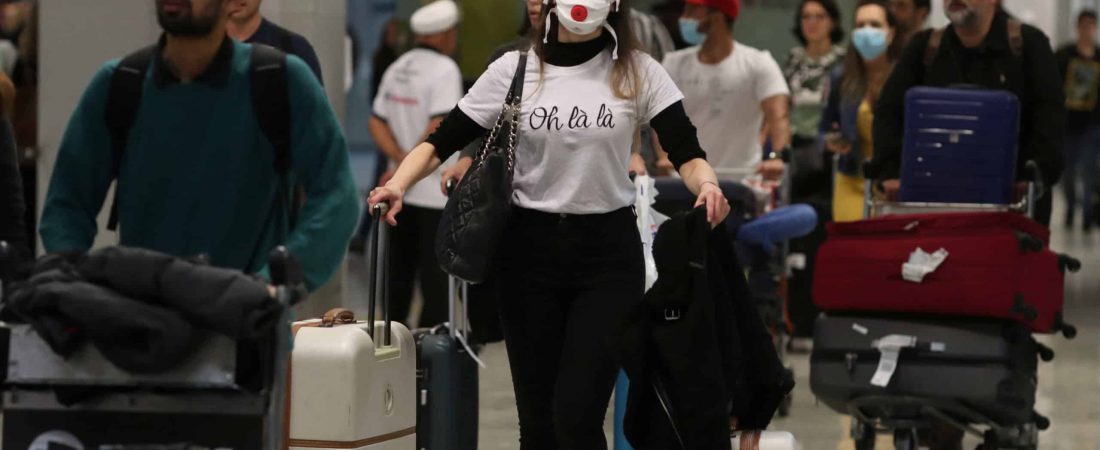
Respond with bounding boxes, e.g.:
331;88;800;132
851;420;876;450
893;428;917;450
1034;342;1055;362
1032;411;1051;431
1058;255;1082;274
1060;323;1078;340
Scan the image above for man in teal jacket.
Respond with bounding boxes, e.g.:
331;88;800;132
40;0;358;291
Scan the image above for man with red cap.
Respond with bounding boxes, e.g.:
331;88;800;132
657;0;791;181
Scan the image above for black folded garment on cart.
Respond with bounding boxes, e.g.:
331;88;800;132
3;247;281;373
78;247;281;340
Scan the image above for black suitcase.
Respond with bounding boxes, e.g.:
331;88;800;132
415;276;479;450
810;314;1040;425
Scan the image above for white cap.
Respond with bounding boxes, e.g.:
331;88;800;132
411;0;460;35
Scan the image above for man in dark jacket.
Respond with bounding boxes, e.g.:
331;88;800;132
869;0;1065;226
226;0;324;83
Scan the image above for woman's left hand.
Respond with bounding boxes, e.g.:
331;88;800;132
694;183;730;229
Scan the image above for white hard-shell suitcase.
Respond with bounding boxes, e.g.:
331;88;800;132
288;204;417;450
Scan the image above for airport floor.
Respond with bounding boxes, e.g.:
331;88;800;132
346;195;1099;450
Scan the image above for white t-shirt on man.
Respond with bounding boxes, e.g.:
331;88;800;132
458;49;683;214
662;41;790;174
373;48;463;209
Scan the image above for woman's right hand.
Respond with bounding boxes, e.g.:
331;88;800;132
367;184;405;226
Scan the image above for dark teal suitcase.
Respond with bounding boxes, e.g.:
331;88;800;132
415;276;479;450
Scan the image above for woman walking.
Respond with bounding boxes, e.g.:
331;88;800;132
368;0;729;447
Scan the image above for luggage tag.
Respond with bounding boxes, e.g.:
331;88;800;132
869;334;947;387
870;334;917;387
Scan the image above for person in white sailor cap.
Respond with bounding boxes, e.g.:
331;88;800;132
371;0;732;447
367;0;463;329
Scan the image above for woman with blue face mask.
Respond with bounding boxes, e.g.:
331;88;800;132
819;0;901;222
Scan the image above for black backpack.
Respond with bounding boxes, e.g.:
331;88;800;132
103;43;294;232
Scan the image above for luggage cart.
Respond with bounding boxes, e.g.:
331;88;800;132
831;161;1051;450
0;246;303;450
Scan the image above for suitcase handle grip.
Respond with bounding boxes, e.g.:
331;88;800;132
269;246;306;306
368;204;393;347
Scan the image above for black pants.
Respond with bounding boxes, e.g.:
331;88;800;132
497;206;644;450
388;204;448;328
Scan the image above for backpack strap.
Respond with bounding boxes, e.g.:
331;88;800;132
104;45;156;232
924;27;946;67
250;44;296;230
1006;19;1024;58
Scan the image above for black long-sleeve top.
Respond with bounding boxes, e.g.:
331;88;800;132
869;10;1066;184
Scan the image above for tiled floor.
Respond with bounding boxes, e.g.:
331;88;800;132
346;196;1100;450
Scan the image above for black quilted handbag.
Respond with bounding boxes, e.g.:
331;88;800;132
435;52;528;283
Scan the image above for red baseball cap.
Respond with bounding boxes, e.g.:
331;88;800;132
684;0;740;21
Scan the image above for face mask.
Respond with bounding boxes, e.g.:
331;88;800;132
852;27;888;60
679;17;707;46
543;0;621;59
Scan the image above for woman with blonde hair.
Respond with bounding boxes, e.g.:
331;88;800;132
369;0;730;446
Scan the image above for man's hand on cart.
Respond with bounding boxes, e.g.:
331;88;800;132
756;158;785;181
881;179;901;201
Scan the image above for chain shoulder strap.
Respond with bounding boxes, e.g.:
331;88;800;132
477;50;529;166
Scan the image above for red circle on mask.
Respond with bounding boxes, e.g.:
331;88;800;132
571;5;588;21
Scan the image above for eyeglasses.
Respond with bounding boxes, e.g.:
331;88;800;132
801;13;829;22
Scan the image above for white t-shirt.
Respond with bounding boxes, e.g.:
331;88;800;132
373;48;463;209
458;49;683;215
662;41;790;174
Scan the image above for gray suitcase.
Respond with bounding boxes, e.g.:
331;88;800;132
810;314;1042;425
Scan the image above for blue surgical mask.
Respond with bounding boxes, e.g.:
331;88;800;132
679;17;707;46
852;26;889;60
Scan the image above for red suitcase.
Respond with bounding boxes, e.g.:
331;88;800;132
813;212;1079;335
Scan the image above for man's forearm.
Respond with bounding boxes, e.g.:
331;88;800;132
762;95;791;152
368;115;406;163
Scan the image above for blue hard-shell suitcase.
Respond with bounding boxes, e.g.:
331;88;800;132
900;87;1021;204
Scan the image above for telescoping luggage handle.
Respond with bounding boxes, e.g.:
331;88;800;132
0;241;11;299
369;203;393;347
444;179;487;368
443;178;470;342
